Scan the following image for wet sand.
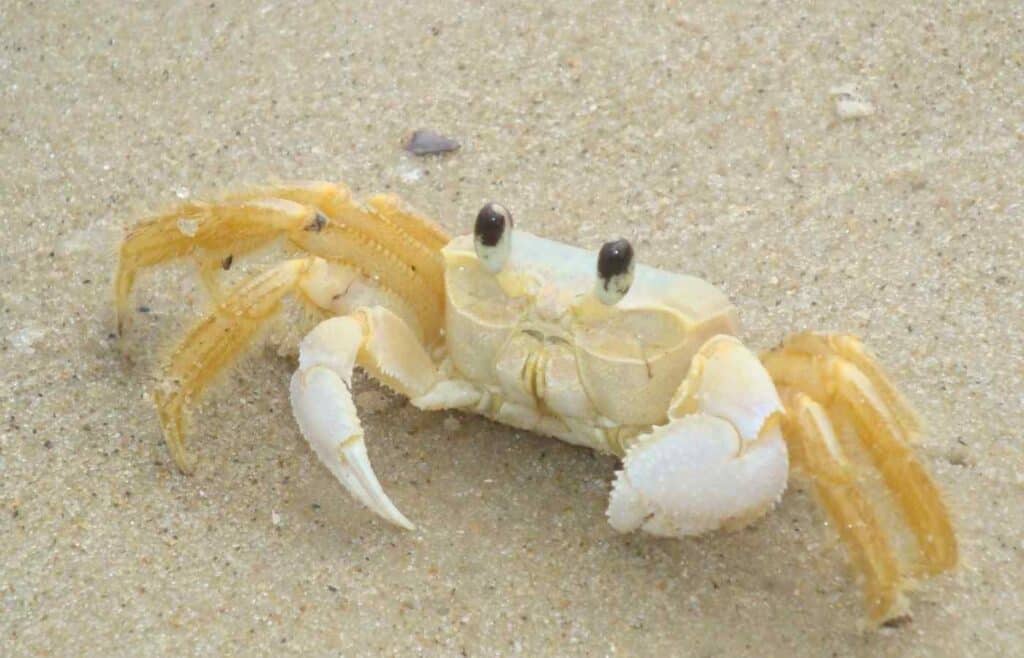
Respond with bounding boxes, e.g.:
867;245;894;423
2;2;1022;655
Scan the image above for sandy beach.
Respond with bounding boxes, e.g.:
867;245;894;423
2;1;1021;655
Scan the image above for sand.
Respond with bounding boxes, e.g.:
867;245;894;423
1;1;1022;656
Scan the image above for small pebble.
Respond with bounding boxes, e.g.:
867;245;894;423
395;161;424;184
404;129;460;156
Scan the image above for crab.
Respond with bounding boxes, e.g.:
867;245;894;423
115;181;956;624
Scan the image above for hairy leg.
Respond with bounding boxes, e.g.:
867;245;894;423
154;258;316;470
763;332;957;621
115;195;323;333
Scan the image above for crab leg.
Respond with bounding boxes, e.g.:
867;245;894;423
115;182;449;343
780;390;904;620
115;193;327;334
121;183;453;489
288;205;445;342
290;308;440;529
154;258;316;471
762;332;957;621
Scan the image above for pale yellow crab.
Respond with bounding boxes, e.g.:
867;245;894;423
115;181;956;623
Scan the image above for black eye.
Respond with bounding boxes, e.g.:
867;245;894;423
474;202;513;272
595;238;635;304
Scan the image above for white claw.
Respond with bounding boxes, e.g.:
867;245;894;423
608;335;788;537
340;437;415;530
290;362;414;531
607;416;787;536
668;334;782;441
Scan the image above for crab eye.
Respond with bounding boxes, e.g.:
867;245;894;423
474;202;513;273
595;238;635;305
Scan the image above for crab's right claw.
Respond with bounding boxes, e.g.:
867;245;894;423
289;313;434;530
290;363;414;530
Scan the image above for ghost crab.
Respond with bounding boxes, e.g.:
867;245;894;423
116;181;956;623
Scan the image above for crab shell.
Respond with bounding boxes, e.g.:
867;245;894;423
442;230;740;453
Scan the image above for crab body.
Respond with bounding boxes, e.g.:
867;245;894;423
441;230;737;455
116;181;956;624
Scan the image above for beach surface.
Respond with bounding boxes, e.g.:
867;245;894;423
2;1;1022;655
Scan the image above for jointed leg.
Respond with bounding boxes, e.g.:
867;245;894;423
154;258;316;470
780;333;922;444
151;252;453;526
365;194;450;253
781;391;904;620
218;181;448;327
118;182;462;530
115;195;325;333
832;365;956;573
763;332;957;622
116;181;449;345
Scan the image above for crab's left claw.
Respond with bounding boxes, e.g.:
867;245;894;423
608;335;788;536
290;309;439;530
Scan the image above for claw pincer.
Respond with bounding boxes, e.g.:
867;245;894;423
608;335;788;536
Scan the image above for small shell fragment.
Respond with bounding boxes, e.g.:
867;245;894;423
830;84;876;120
404;129;461;156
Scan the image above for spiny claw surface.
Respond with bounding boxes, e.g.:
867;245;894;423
609;335;788;537
608;415;788;536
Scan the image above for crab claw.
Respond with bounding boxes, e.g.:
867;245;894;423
290;315;419;530
607;335;788;537
291;365;414;529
